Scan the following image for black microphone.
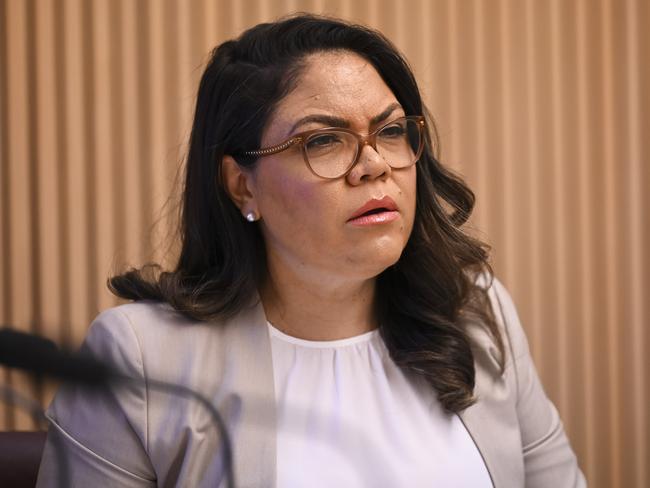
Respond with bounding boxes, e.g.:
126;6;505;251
0;328;112;386
0;327;236;488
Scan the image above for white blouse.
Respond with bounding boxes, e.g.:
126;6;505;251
268;322;493;487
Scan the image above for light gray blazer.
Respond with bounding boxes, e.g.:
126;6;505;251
36;279;586;487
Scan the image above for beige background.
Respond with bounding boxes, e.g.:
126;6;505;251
1;1;649;487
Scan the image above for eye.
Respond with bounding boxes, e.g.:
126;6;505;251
305;133;343;150
378;122;407;138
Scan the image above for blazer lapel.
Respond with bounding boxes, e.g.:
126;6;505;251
459;402;500;488
221;299;277;487
459;321;525;488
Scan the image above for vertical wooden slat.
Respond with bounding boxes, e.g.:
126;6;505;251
203;0;219;49
587;3;612;485
34;0;62;359
417;0;433;106
498;0;515;291
111;0;128;296
535;0;561;394
446;0;461;172
624;2;646;485
34;0;64;411
231;0;246;35
213;0;235;42
147;0;169;267
176;0;191;154
549;0;569;417
0;0;11;428
566;0;585;443
393;0;406;51
5;0;36;430
25;0;41;338
553;0;587;460
523;0;543;362
81;0;98;328
51;0;70;349
161;0;182;271
484;1;507;283
472;0;489;231
5;0;31;331
135;0;154;265
425;0;450;156
61;0;90;344
575;0;597;480
599;0;621;485
644;0;650;476
499;0;534;350
121;0;145;276
92;0;116;314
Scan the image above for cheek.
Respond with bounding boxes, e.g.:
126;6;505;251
265;174;316;216
256;168;340;241
398;168;418;225
409;173;418;216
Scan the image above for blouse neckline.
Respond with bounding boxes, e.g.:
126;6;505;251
267;321;379;349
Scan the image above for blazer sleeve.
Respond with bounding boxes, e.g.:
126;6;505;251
491;279;587;488
35;308;156;487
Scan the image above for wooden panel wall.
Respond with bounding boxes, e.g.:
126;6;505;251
1;1;648;487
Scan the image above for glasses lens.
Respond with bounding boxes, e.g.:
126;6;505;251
304;131;358;179
376;118;422;168
302;118;423;179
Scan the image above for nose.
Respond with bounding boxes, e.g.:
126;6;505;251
346;141;391;185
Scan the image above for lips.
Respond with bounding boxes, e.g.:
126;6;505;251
348;196;398;222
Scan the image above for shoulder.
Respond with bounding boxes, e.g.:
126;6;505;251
84;298;270;385
81;301;203;377
466;273;530;369
89;300;199;341
473;272;519;331
41;298;275;486
485;277;528;359
460;273;526;378
465;274;587;487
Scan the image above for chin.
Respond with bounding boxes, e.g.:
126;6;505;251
347;238;406;277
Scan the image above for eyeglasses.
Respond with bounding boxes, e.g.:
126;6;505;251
242;115;426;179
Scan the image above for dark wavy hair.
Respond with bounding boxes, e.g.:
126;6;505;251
109;13;504;413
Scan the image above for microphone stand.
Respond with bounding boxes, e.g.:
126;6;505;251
112;374;237;488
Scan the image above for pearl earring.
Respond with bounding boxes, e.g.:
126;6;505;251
245;212;256;222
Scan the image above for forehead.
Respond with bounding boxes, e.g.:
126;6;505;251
267;51;400;134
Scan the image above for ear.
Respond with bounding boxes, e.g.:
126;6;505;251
221;155;257;214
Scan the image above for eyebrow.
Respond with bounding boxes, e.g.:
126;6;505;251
370;102;403;125
288;102;403;135
289;115;349;134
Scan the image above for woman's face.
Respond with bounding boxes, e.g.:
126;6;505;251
248;50;417;286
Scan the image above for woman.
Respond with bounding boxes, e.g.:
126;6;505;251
37;14;586;487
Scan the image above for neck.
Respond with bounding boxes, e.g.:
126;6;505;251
260;263;378;341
